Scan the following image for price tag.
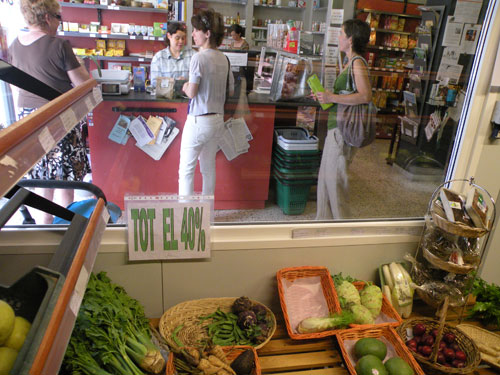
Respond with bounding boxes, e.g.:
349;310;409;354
90;33;96;37
138;58;144;61
101;34;108;38
85;97;93;111
60;108;78;132
93;87;103;103
38;127;55;154
58;31;65;36
130;35;136;39
125;195;211;260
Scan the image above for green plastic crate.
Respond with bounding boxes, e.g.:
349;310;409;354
0;267;65;375
274;143;322;156
273;154;321;171
273;158;319;177
274;176;315;215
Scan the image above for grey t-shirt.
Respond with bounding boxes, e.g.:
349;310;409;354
8;35;80;108
188;48;234;116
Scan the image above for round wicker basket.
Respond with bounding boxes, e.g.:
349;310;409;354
397;317;481;374
422;247;477;275
159;297;276;351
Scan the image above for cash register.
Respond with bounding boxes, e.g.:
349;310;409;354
91;69;131;95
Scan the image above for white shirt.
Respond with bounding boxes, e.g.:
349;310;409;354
188;49;234;116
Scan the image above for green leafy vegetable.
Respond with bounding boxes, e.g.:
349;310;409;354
62;272;165;375
468;277;500;328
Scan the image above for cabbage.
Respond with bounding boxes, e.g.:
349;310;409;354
337;281;361;308
360;285;383;318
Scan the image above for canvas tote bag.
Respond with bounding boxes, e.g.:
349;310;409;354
336;56;377;148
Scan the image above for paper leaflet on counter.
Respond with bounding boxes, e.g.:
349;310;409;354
135;116;179;160
129;116;154;146
218;117;253;161
108;115;131;145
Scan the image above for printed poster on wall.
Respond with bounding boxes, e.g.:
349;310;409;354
330;9;344;25
327;26;341;45
442;17;464;47
460;24;482;54
453;0;482;24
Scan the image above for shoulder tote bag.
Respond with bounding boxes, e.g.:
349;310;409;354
336;56;378;148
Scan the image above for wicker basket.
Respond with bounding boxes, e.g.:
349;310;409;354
414;287;467;309
422;246;477;275
276;266;341;340
159;298;276;351
397;318;481;374
431;200;488;238
457;323;500;371
337;325;425;375
347;281;403;329
165;346;261;375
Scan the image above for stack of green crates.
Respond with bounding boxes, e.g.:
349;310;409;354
273;128;321;215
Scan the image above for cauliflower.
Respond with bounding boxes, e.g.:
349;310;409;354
360;285;383;318
337;281;361;308
350;304;374;325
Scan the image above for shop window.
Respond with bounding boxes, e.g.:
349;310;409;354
0;0;495;226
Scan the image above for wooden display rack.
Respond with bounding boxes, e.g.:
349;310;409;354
0;80;109;374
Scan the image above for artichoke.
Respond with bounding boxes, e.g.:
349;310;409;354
237;310;257;329
232;297;253;314
350;304;374;325
360;285;383;318
251;304;268;322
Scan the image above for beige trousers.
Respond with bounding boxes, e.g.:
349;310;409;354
316;128;357;220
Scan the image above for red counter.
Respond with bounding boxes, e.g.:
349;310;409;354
89;96;275;210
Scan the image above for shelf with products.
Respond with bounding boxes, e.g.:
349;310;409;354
357;8;422;19
366;45;414;53
371;27;415;36
77;55;153;62
57;31;165;40
254;4;305;10
58;1;170;13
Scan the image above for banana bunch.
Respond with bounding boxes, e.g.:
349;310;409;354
382;262;414;318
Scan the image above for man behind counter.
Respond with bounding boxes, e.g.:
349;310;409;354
150;22;194;87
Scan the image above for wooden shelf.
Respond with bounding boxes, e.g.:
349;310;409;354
372;27;415;36
57;31;165;40
358;8;422;19
366;45;414;53
0;79;102;197
369;67;406;73
59;1;171;13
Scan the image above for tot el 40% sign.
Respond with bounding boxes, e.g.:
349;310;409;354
125;196;211;260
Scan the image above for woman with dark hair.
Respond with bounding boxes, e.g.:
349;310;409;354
313;18;372;220
150;21;194;87
178;9;234;197
229;24;249;50
8;0;91;224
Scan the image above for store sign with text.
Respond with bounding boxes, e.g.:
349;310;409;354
125;195;211;260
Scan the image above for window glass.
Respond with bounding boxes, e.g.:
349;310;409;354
0;0;492;226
